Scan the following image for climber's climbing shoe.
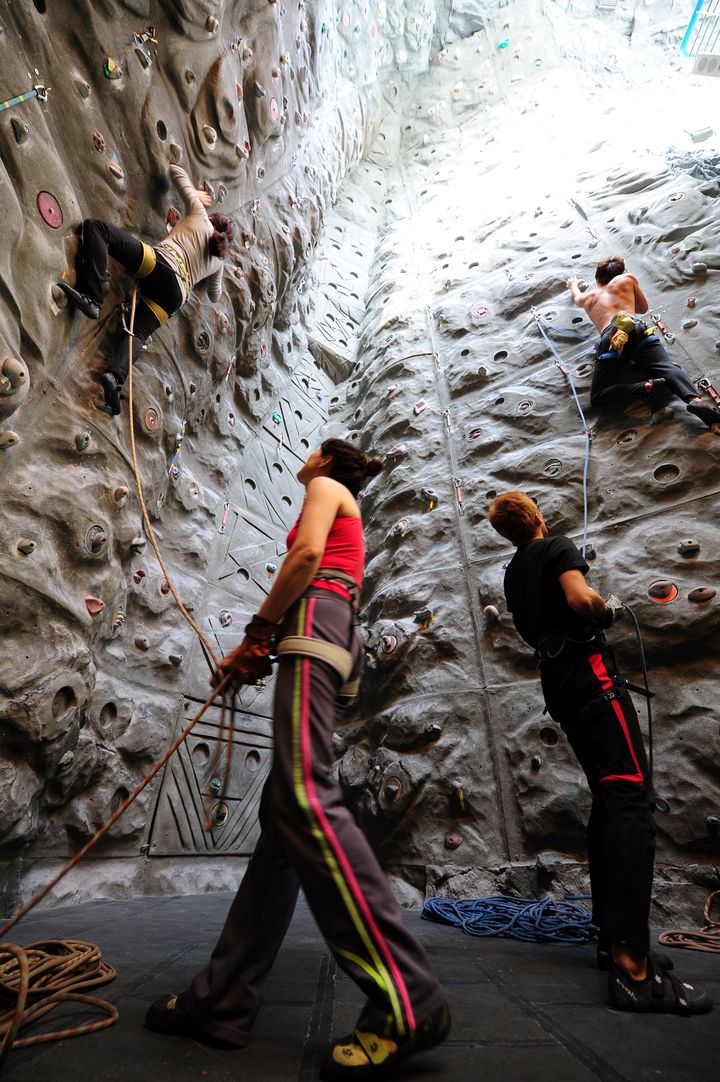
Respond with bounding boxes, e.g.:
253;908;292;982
609;955;712;1014
57;280;101;319
98;371;121;415
687;399;720;433
320;1002;450;1080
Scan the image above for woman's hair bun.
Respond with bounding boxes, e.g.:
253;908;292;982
364;456;384;478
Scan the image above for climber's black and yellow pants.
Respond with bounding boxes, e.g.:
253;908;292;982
184;587;446;1047
591;328;698;406
540;640;656;952
77;219;183;382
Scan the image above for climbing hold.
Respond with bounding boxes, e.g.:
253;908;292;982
219;610;233;628
16;539;35;556
109;159;124;180
85;526;107;555
11;117;30;144
92;129;106;152
383;781;402;804
692;262;708;275
413;608;435;629
706;816;720;836
385;443;407;463
130;536;146;554
687;297;697;309
112;610;125;632
169;143;183;163
542;459;562;477
378;634;397;656
683;319;698;330
420;487;438;509
582;543;596;561
210;777;222;793
132;568;146;584
227;412;235;429
254;81;266;98
413;399;427;416
390;518;409;539
386;384;399;397
444;834;462;850
678;539;700;556
159;579;171;597
271;410;282;425
517;399;533;415
202;124;217;146
270;98;279;122
166;206;181;228
530;755;542;771
0;431;19;449
265;562;277;577
37;191;63;228
0;355;29;420
85;596;105;617
653;463;680;484
483;605;500;624
103;56;122;79
134;636;150;651
648;580;678;602
143;407;159;433
168;653;183;666
110;485;129;507
688;587;716;603
472;305;489;319
76;78;91;99
196;331;210;353
212;803;229;827
217;183;227;202
205;14;219;32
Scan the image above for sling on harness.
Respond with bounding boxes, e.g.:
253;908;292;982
599;311;657;359
276;569;361;702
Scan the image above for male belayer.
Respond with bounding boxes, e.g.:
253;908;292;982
57;164;234;415
488;490;713;1016
568;256;720;433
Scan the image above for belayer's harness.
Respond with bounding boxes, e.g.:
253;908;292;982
276;569;361;701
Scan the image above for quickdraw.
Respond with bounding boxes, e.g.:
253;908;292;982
0;83;48;113
697;377;720;407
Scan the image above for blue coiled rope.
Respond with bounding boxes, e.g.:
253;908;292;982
422;895;597;944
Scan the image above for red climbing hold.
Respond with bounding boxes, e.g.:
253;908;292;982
37;191;63;228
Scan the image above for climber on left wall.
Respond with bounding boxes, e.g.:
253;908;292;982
57;164;235;415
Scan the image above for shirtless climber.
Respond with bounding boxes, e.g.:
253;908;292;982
57;164;234;415
567;256;720;433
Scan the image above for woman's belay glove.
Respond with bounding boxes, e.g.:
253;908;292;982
213;615;278;688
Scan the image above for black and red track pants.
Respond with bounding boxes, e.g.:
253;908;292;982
540;640;656;952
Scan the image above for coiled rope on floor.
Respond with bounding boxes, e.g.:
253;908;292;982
422;895;597;944
0;940;118;1070
659;891;720;954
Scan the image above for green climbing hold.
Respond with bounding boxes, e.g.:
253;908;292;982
497;38;510;49
75;432;90;451
103;56;122;79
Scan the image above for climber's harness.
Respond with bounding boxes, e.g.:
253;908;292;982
535;629;601;663
597;311;657;359
276;569;362;701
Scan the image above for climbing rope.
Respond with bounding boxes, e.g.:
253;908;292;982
658;890;720;954
533;308;593;557
125;287;218;671
0;940;117;1069
422;895;596;944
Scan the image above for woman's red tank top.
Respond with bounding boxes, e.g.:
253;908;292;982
286;511;365;601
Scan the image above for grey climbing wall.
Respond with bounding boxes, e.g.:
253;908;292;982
1;0;718;925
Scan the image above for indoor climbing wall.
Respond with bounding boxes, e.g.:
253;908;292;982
1;0;717;924
0;0;394;910
333;2;720;921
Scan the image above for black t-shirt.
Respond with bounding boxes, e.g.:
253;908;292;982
503;536;593;649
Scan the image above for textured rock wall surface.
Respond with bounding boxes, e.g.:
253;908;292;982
1;0;718;924
333;1;720;922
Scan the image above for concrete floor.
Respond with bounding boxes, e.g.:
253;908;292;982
2;892;718;1081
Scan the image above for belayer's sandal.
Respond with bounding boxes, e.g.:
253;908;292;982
609;955;712;1014
319;1001;451;1080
